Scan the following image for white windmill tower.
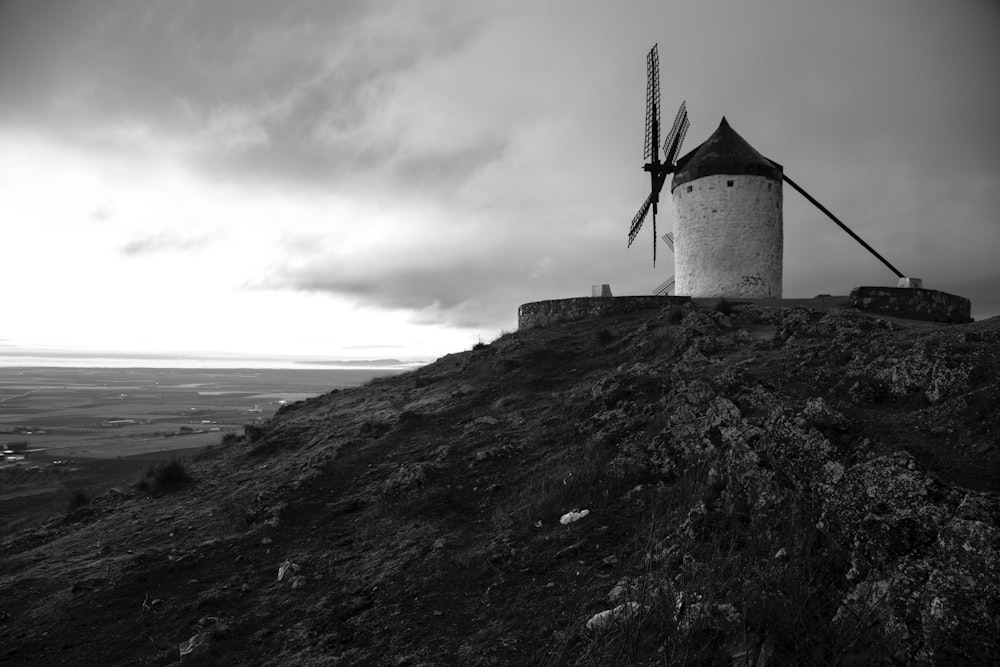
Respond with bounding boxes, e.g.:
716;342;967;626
628;44;909;298
670;116;784;298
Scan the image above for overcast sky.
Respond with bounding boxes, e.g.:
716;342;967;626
1;0;998;362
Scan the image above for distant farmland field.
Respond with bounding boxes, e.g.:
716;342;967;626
0;366;404;534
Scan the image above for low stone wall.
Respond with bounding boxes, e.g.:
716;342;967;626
849;287;971;323
518;288;971;331
518;296;691;330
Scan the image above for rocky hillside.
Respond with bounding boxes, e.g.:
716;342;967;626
2;303;998;666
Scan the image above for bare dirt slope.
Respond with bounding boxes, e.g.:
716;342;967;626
1;304;998;666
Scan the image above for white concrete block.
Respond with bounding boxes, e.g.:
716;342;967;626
592;284;613;298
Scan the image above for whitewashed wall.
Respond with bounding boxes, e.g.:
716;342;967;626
672;173;782;298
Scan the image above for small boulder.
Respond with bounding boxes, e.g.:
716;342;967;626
586;602;642;631
179;632;212;664
559;509;590;525
277;560;300;582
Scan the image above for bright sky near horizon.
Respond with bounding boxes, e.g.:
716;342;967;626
1;0;998;362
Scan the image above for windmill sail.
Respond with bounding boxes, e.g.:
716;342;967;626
628;45;688;269
643;46;661;163
653;276;675;296
628;193;653;247
652;233;676;295
662;102;689;166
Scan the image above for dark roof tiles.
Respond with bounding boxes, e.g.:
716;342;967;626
671;117;782;190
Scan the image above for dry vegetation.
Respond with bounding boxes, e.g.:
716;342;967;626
1;304;998;665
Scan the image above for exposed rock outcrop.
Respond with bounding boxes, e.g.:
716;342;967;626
1;304;997;666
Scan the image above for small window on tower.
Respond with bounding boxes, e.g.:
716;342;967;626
727;180;734;187
686;186;693;193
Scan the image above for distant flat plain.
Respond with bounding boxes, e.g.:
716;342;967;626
0;366;404;534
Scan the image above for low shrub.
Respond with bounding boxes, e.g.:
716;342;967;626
244;424;266;445
154;458;189;488
67;488;90;510
137;458;192;494
216;493;262;532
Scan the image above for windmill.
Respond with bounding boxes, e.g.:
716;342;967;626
628;44;907;299
627;44;688;271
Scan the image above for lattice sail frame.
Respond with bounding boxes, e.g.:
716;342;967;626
630;44;688;270
663;101;689;166
628;193;653;247
643;46;661;163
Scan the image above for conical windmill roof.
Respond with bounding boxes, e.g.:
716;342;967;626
671;117;782;190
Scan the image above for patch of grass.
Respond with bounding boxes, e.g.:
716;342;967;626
509;438;643;527
560;467;859;666
358;419;391;438
216;492;262;532
472;340;488;351
414;374;440;388
595;329;614;346
667;308;686;324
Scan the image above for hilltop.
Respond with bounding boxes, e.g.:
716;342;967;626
1;303;998;666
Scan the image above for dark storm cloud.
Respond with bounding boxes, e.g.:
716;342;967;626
262;256;517;328
0;0;492;193
3;0;999;346
257;226;602;329
0;0;370;116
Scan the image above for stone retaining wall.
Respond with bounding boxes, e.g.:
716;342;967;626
518;296;691;330
518;288;971;331
849;287;971;323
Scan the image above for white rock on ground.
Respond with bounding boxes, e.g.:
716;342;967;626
586;601;642;631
